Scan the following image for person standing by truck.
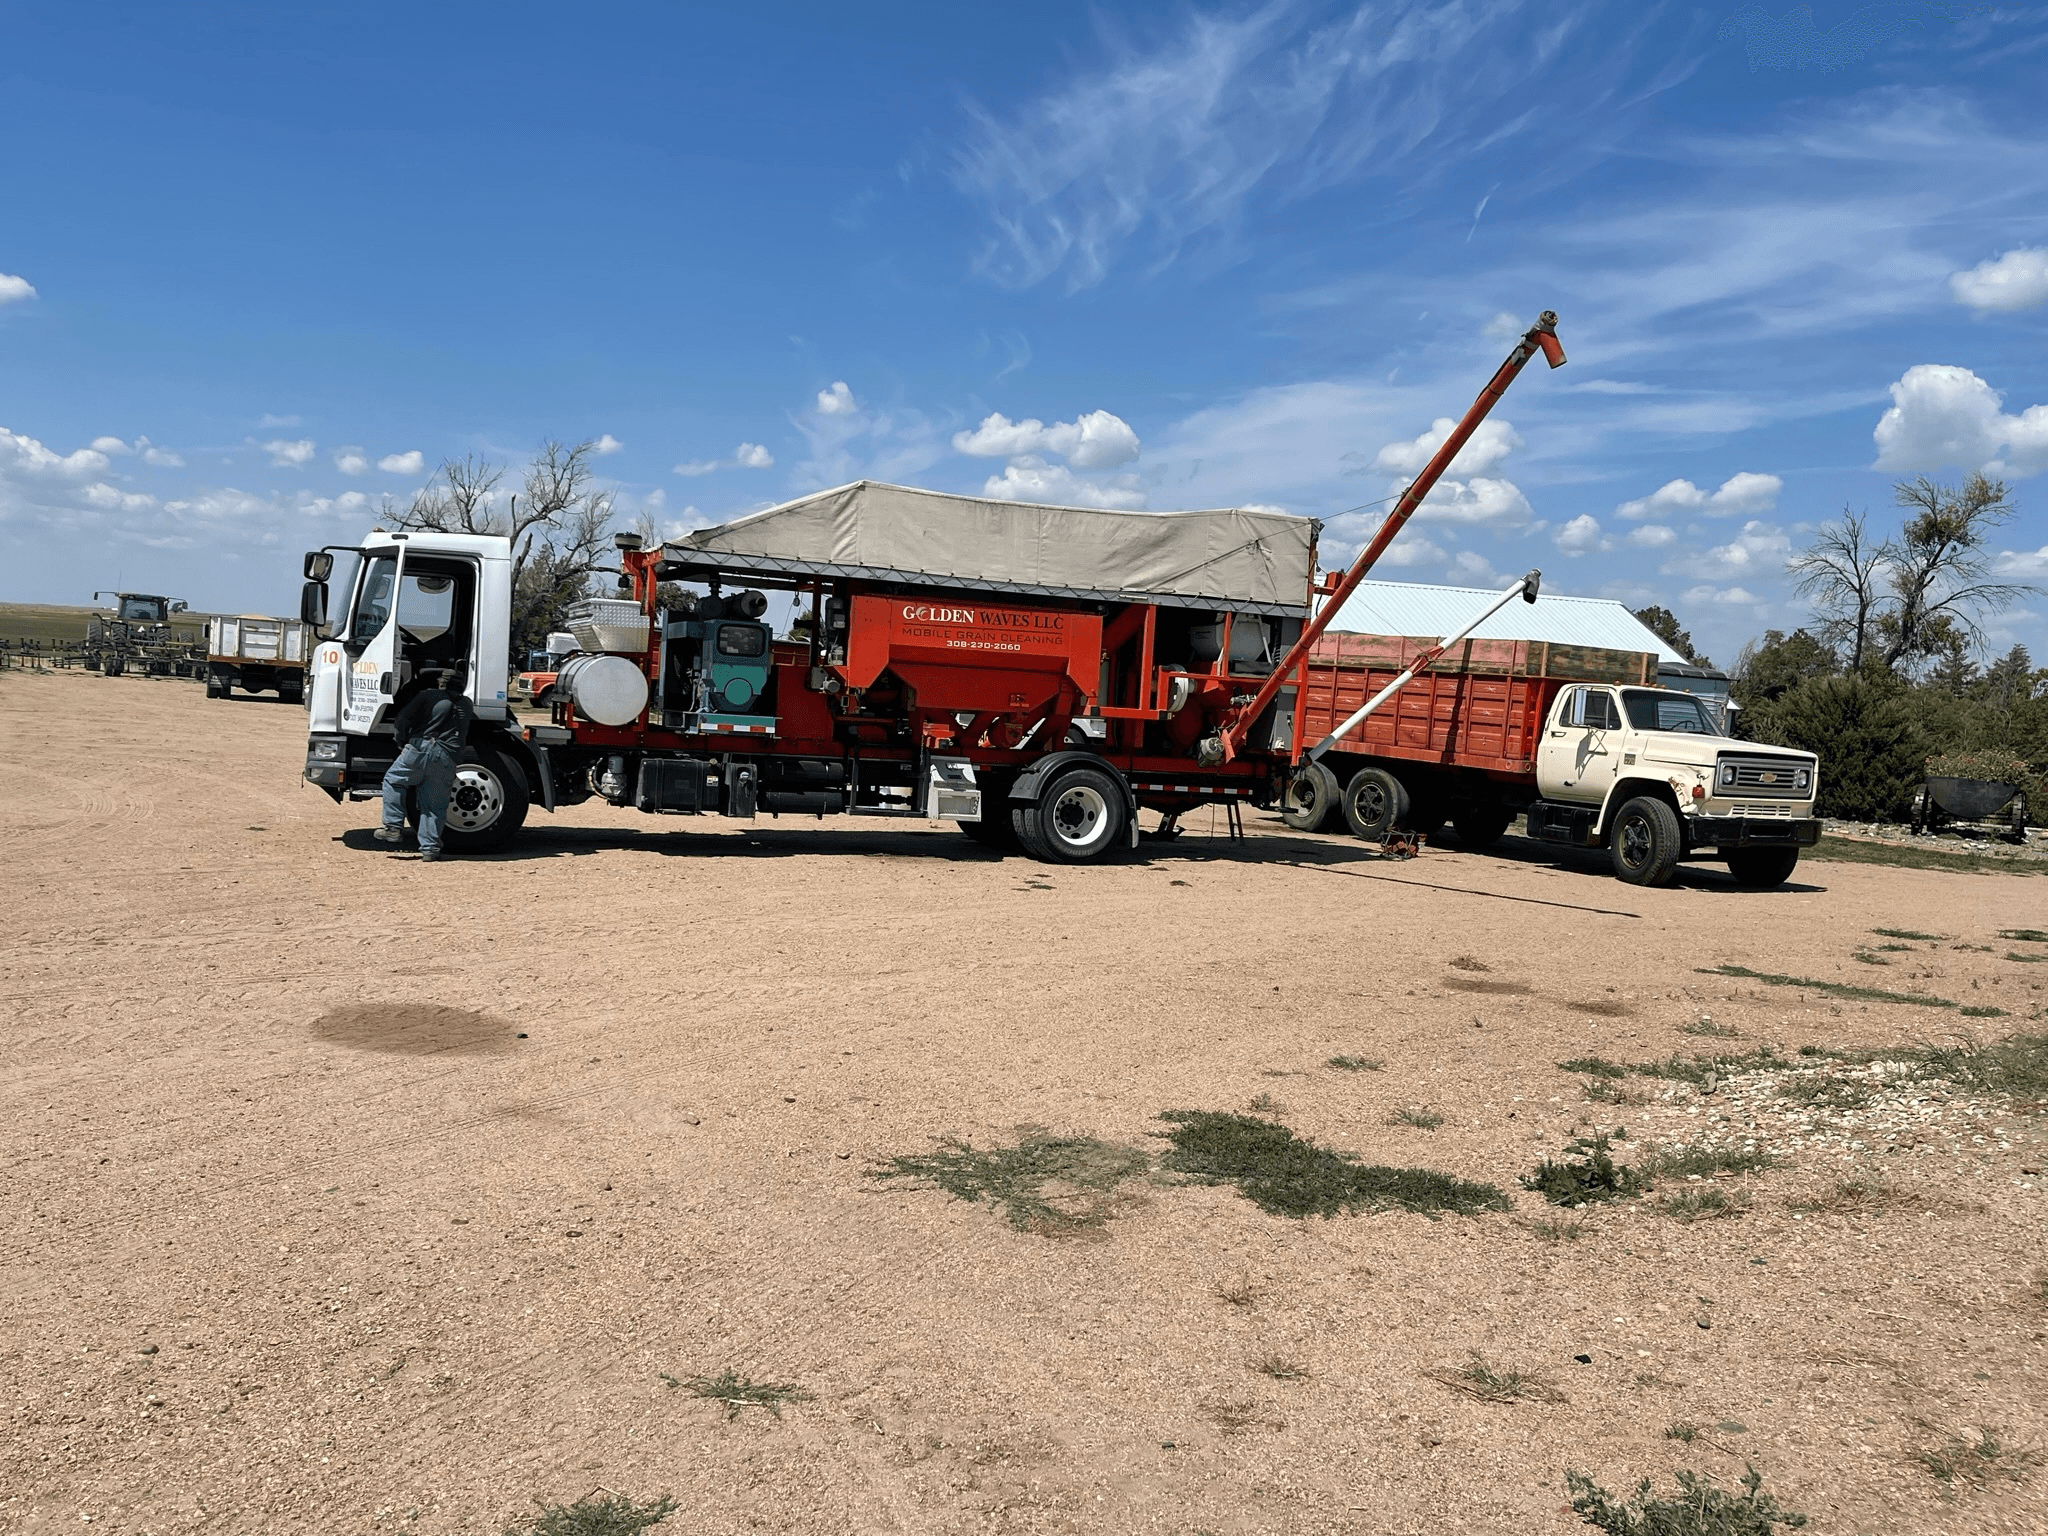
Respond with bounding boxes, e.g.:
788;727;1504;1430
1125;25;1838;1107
373;669;473;861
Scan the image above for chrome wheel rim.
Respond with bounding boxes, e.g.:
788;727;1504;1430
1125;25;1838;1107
446;764;505;832
1049;784;1110;850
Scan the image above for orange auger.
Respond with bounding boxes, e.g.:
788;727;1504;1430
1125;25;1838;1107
1208;310;1565;764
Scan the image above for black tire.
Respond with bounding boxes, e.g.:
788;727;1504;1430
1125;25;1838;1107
1405;789;1447;841
1281;761;1341;832
411;744;530;854
104;657;124;677
1609;795;1683;886
1340;767;1408;841
1016;763;1128;864
1725;848;1799;887
1452;805;1515;849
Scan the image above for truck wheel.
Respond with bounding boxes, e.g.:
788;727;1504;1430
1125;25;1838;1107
1404;789;1447;841
1452;806;1514;849
1609;796;1682;886
1017;763;1128;864
1340;767;1408;841
1281;761;1340;831
433;746;530;854
1725;848;1799;887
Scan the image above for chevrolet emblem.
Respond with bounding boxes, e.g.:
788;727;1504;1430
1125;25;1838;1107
1759;772;1777;784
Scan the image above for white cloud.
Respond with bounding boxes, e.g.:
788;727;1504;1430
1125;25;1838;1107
262;438;316;467
1872;364;2048;478
304;490;371;518
1681;583;1764;607
1627;524;1677;548
91;436;131;454
733;441;774;469
1615;471;1780;521
1664;520;1791;582
953;408;1141;470
140;439;183;467
1481;312;1523;345
377;450;425;475
1410;475;1533;528
594;434;624;455
1370;533;1447;570
980;456;1146;510
1554;513;1611;555
816;382;856;416
1445;549;1501;585
0;426;111;479
334;447;370;475
1951;247;2048;313
1372;417;1522;478
257;413;301;428
1995;545;2048;579
674;458;719;477
0;272;37;306
82;482;157;512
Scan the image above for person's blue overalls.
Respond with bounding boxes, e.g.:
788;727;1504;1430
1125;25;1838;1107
374;671;475;861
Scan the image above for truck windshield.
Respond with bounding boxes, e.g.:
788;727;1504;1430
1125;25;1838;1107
1622;689;1718;734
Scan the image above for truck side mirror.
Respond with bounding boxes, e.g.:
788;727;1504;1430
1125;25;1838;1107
171;600;189;613
300;581;328;628
304;551;334;582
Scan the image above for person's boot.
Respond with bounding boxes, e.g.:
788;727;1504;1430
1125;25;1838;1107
373;826;403;844
419;851;443;862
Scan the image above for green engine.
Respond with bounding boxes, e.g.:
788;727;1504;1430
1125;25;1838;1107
661;589;775;729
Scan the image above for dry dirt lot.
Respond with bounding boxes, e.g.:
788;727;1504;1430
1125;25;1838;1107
4;668;2046;1536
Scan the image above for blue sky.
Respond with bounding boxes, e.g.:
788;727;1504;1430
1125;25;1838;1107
3;0;2045;666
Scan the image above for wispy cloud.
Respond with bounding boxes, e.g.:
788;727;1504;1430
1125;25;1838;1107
0;272;37;307
950;1;1660;291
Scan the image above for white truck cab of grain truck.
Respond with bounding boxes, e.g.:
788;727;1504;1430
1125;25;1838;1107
300;532;534;846
1527;682;1820;886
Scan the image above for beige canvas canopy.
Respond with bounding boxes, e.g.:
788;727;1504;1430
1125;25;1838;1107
659;481;1319;616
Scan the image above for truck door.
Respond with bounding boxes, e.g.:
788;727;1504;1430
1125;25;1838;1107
339;553;403;733
1536;686;1623;803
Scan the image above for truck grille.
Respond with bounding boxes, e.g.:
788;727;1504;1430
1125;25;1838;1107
1714;755;1813;799
1727;801;1795;818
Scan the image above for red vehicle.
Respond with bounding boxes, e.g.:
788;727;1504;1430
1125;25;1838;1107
304;314;1586;865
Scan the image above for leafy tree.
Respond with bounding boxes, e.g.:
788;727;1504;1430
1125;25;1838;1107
390;440;617;656
1877;474;2036;670
1750;673;1922;821
1731;628;1836;707
1632;605;1708;666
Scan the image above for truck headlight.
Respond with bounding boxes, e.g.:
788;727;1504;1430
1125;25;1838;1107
310;740;342;761
1719;764;1736;787
1795;767;1810;789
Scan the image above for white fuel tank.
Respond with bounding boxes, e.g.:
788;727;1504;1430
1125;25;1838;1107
557;654;649;727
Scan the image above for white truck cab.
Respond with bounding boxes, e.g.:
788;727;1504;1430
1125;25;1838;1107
302;532;535;848
1527;682;1819;886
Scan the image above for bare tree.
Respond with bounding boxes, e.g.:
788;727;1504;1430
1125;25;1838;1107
1788;508;1885;671
393;440;617;653
1878;474;2037;671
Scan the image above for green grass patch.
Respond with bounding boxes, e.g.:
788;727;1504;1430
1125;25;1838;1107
1913;1033;2048;1101
659;1369;811;1421
1916;1429;2039;1493
1850;950;1892;966
1326;1054;1384;1071
1806;835;2045;876
1428;1356;1563;1403
1631;1046;1792;1085
1696;964;1955;1008
1566;1467;1807;1533
1872;942;1914;952
2001;929;2048;943
2007;952;2048;963
1642;1143;1775;1179
1523;1133;1644;1206
1679;1018;1739;1038
1559;1055;1628;1079
1961;1005;2010;1018
1874;927;1950;941
1665;1421;1702;1443
1153;1110;1510;1219
1388;1105;1446;1129
503;1493;679;1536
867;1130;1150;1235
1657;1187;1753;1223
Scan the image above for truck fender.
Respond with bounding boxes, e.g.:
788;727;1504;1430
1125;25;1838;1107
1008;750;1141;846
1595;777;1684;841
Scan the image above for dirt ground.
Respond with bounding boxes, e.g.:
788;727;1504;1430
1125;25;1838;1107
4;668;2046;1536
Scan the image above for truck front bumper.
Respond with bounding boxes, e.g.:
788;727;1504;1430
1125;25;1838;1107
305;734;395;802
1686;814;1820;849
